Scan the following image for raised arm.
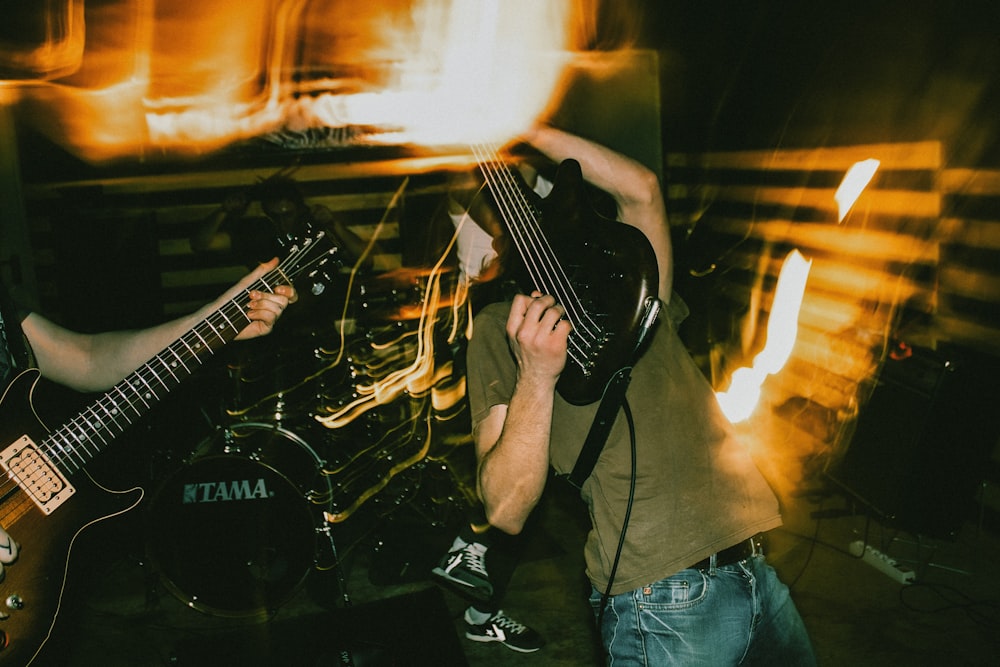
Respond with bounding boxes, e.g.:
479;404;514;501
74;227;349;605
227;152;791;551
522;125;673;302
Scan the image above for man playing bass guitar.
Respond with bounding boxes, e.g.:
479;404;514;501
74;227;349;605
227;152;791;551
465;124;816;665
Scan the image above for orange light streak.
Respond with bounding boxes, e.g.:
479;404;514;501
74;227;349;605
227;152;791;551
15;0;577;161
716;249;812;423
315;218;467;430
835;158;880;222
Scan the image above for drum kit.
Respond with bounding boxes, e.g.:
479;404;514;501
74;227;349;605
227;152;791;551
146;266;476;617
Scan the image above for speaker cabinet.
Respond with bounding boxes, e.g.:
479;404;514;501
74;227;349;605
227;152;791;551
827;344;1000;538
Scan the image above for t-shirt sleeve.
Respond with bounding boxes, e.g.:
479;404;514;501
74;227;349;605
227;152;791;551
465;302;516;430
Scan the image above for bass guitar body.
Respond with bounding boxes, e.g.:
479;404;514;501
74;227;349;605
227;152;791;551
0;370;143;665
497;158;659;405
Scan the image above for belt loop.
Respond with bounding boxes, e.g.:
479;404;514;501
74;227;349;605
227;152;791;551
751;534;763;558
708;552;718;576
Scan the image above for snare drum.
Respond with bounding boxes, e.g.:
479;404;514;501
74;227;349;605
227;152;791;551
147;423;330;617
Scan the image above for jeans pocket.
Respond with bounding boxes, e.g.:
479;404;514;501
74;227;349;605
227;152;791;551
637;569;710;610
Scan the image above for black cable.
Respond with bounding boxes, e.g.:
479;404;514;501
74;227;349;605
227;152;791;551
595;397;637;646
899;581;1000;633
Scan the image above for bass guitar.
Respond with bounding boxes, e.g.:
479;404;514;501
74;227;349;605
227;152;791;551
473;143;661;405
0;230;337;665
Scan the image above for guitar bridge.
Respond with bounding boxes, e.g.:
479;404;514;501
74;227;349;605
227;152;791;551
0;436;76;515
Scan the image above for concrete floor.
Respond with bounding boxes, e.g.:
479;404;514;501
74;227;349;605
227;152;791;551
27;466;1000;666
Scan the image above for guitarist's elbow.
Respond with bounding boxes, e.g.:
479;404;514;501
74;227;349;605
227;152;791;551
483;508;527;536
480;491;536;536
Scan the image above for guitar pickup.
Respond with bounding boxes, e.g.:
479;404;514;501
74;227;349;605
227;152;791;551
0;436;76;515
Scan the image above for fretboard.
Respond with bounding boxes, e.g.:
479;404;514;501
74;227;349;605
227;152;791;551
42;287;258;477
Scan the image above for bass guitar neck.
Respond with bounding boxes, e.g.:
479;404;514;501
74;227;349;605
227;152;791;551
475;149;660;405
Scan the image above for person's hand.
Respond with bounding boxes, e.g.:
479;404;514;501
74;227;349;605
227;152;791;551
231;259;299;340
505;292;570;387
0;524;19;582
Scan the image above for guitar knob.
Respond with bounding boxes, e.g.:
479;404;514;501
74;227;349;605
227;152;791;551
5;595;24;611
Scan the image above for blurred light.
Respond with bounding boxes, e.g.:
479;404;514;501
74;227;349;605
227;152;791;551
13;0;577;161
835;158;880;222
716;249;812;423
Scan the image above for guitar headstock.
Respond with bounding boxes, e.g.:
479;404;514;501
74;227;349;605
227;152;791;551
276;224;343;296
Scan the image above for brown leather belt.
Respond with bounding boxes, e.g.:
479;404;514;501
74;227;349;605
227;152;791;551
691;534;763;570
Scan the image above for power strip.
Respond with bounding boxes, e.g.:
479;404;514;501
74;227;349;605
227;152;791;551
849;540;916;585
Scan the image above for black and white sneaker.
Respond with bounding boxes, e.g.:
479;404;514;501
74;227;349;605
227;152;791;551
464;609;545;653
431;540;493;602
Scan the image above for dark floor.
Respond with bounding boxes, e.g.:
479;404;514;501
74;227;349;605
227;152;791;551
21;464;1000;667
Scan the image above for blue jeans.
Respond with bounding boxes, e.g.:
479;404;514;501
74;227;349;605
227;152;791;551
589;555;816;666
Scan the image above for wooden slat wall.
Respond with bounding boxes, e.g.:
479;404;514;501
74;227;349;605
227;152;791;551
22;153;472;326
666;141;958;492
668;141;1000;498
938;168;1000;353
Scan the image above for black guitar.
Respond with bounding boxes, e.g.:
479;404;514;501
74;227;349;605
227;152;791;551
0;230;337;665
474;145;660;405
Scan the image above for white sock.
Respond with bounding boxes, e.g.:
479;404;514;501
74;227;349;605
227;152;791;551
465;607;492;625
449;536;469;552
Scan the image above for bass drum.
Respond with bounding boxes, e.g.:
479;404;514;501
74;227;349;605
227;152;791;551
147;423;331;617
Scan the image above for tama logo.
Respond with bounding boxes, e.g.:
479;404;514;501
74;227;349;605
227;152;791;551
183;479;271;503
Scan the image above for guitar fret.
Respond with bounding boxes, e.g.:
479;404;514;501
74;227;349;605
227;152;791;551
166;346;191;374
136;369;161;403
112;385;140;424
97;396;126;434
67;417;99;460
153;351;181;385
129;377;154;409
45;430;74;462
78;406;111;450
218;307;237;334
177;337;202;366
15;230;336;480
191;329;212;356
52;429;86;472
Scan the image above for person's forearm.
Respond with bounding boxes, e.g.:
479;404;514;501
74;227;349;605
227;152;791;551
524;125;651;204
477;377;556;535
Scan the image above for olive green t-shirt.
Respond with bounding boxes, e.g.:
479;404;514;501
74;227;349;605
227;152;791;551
466;297;782;595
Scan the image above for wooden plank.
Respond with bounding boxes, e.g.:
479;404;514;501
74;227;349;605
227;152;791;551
707;185;940;218
939;266;1000;302
21;153;475;198
940;168;1000;196
709;218;939;264
935;315;1000;355
939;217;1000;250
667;141;942;171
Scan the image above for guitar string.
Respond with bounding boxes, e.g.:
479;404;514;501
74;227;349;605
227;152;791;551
472;142;570;310
474;141;601;344
0;297;258;518
473;147;590;371
2;237;331;515
472;143;599;366
484;142;603;341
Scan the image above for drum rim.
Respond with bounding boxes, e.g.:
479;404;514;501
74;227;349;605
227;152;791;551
145;421;328;618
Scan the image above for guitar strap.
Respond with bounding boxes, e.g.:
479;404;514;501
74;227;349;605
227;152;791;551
560;295;662;490
561;365;633;490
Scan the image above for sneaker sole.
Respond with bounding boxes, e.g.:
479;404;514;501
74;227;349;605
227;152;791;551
464;632;541;653
430;568;493;602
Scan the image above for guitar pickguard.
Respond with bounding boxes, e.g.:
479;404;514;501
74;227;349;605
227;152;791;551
0;436;76;515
